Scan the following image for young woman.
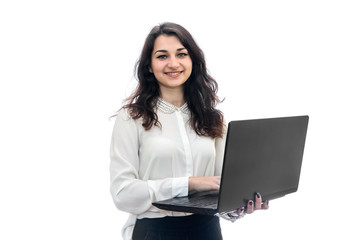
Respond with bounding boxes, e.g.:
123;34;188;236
110;22;268;240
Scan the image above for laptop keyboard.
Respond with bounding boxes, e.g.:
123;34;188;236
172;194;218;208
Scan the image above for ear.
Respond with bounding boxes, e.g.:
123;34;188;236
149;67;153;73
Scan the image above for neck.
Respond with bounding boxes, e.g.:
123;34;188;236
159;87;185;107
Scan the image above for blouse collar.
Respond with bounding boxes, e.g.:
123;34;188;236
157;98;189;114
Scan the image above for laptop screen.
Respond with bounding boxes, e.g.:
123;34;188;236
218;116;309;213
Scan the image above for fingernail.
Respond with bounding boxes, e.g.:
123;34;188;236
256;192;261;198
249;201;253;206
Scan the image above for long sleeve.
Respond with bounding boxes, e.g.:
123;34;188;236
215;121;227;176
109;109;188;215
214;136;226;176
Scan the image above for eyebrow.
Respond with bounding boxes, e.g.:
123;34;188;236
153;48;187;55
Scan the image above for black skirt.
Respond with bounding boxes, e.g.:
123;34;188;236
132;214;223;240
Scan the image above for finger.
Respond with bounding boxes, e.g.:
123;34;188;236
246;200;254;214
210;177;221;190
262;200;269;210
240;207;246;217
236;207;246;217
236;207;242;215
255;192;262;210
216;176;221;186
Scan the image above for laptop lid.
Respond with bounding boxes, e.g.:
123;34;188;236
217;115;309;213
152;115;309;215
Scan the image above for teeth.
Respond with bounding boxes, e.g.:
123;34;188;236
167;72;181;76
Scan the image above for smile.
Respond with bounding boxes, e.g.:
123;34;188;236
165;71;183;77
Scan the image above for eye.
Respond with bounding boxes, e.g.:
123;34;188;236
157;55;167;59
178;53;188;57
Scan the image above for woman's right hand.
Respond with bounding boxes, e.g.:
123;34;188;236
188;176;221;192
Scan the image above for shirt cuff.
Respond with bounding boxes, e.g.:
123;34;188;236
172;177;188;198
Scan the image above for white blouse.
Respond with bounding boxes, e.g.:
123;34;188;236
110;98;225;240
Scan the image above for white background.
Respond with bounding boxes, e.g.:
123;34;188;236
1;0;359;239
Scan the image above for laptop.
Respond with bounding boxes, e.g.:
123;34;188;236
153;115;309;215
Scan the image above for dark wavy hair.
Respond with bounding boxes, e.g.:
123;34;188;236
122;22;224;138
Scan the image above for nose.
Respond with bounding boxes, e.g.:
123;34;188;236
167;56;180;69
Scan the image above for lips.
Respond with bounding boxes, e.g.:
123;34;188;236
165;71;183;78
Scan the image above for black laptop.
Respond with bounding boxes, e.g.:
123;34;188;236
153;115;309;215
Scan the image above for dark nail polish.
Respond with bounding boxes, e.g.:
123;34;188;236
256;192;261;198
249;201;253;206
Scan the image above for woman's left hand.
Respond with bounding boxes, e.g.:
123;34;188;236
218;192;269;222
218;193;269;222
242;192;269;214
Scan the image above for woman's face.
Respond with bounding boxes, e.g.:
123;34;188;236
151;35;192;93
